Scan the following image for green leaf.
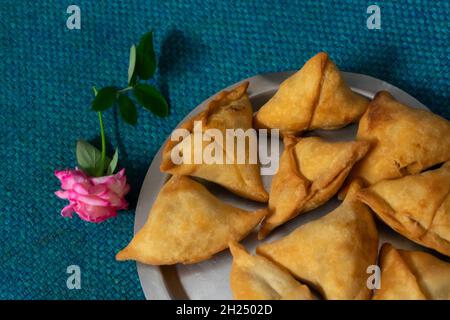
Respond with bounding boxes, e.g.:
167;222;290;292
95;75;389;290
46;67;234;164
76;140;103;176
102;156;111;175
118;94;138;125
92;87;118;111
76;140;111;177
133;84;169;117
136;31;156;80
127;45;137;85
106;149;119;175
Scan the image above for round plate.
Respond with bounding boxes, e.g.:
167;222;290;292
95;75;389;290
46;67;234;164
134;72;428;300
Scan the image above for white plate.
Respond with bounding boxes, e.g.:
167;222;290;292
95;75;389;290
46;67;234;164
134;72;429;300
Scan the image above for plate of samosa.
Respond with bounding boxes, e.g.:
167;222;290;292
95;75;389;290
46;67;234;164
116;52;450;300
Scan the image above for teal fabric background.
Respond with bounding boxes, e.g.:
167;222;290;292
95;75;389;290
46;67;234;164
0;0;448;299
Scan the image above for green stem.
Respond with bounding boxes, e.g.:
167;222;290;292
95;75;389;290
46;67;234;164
93;86;107;176
98;111;106;176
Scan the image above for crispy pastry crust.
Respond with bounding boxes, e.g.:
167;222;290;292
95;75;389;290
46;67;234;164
257;181;378;300
254;52;369;135
160;82;268;202
373;244;427;300
357;162;450;257
258;135;370;239
349;91;450;185
373;243;450;300
229;241;313;300
116;176;267;265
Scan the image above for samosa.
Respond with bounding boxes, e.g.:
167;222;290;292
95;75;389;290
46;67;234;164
160;82;268;202
257;180;378;299
357;162;450;257
373;243;450;300
116;176;267;265
229;241;313;300
350;91;450;185
254;52;369;135
259;135;370;239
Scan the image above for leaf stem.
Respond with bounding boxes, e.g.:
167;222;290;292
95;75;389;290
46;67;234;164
97;111;106;176
118;86;133;94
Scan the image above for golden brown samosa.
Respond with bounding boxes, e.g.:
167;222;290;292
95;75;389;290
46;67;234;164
160;82;268;202
257;180;378;299
116;176;267;265
350;91;450;185
258;135;370;239
229;241;313;300
373;243;450;300
254;52;369;135
357;162;450;257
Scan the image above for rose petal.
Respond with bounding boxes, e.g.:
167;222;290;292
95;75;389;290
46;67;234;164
76;194;110;206
72;183;90;195
74;203;117;223
90;175;114;185
55;190;69;199
89;184;108;195
58;169;89;190
61;203;75;218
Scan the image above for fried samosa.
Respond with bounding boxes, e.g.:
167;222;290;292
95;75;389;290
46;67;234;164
259;136;370;239
373;243;450;300
160;82;268;202
257;180;378;299
254;52;369;135
116;176;267;265
349;91;450;185
229;241;313;300
357;162;450;257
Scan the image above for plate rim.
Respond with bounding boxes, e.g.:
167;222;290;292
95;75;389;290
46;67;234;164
133;71;428;300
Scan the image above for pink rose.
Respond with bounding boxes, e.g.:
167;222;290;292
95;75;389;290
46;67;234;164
54;168;130;223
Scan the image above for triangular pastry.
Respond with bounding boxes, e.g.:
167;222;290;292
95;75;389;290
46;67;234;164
254;52;369;135
259;135;370;239
229;241;313;300
116;176;267;265
350;91;450;185
373;243;450;300
357;162;450;257
160;82;268;202
256;180;378;299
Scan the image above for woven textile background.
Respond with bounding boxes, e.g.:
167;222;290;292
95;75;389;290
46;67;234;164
0;0;448;299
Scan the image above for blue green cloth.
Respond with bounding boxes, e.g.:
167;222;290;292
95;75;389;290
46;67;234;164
0;0;448;299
